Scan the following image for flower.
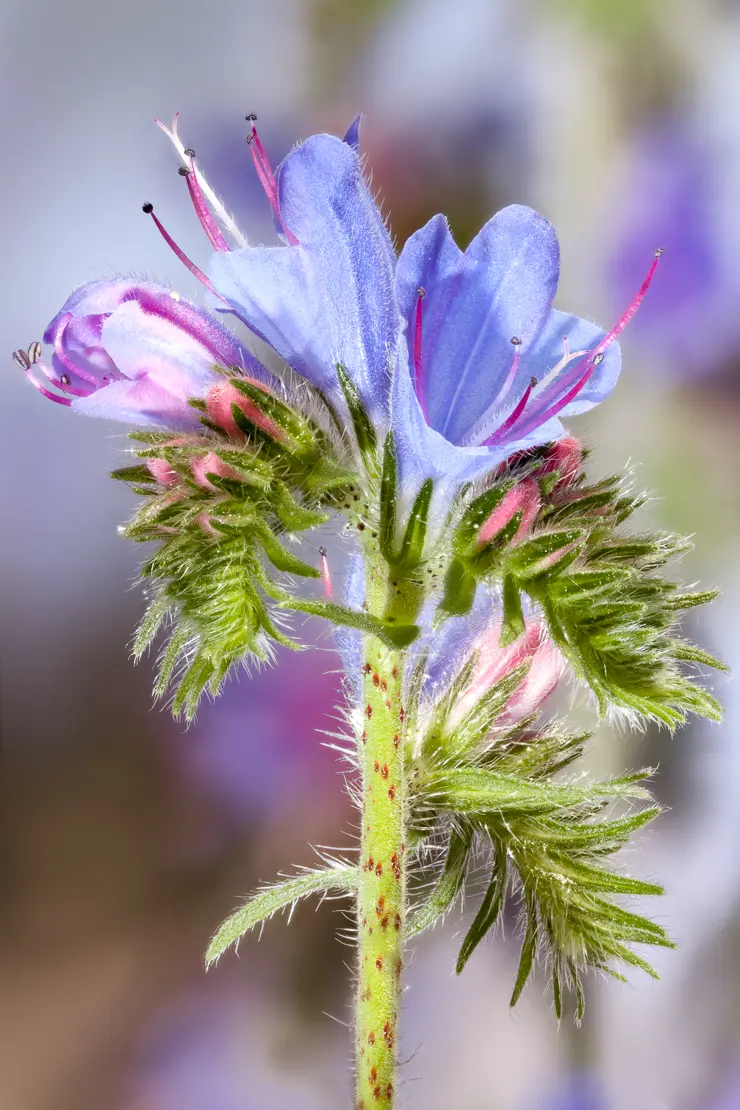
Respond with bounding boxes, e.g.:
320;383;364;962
17;279;269;429
20;112;657;501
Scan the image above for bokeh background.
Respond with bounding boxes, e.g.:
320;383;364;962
2;1;739;1107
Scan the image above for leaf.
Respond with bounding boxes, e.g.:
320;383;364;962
510;897;538;1007
206;866;358;965
336;362;376;456
407;825;474;937
379;431;398;559
439;556;477;617
279;596;420;649
456;839;507;972
391;478;434;570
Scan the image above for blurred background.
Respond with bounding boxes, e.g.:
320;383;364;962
1;0;739;1107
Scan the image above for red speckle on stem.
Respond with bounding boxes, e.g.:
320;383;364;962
375;861;383;877
376;956;384;971
368;1031;376;1046
373;673;380;686
366;705;373;719
388;785;396;801
381;764;389;779
364;663;372;674
393;734;400;749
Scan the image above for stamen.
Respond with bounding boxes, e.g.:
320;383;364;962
413;288;428;418
142;203;228;302
509;249;663;442
495;337;523;407
483;377;536;447
245;114;299;246
15;350;72;406
181;150;230;252
531;337;588;398
319;547;334;599
154;113;248;247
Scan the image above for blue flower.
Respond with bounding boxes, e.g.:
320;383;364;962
202;120;643;522
25;114;653;483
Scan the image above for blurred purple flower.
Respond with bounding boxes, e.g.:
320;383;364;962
609;118;740;380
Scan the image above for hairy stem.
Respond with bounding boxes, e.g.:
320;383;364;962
355;563;408;1110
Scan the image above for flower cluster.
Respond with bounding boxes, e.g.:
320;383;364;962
17;113;724;1039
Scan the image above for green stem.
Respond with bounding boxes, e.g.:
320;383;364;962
355;563;409;1110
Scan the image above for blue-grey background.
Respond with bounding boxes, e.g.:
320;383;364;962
2;1;738;1107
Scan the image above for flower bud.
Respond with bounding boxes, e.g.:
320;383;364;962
205;380;283;442
146;458;179;486
191;451;242;490
478;478;541;547
454;623;565;726
535;436;582;487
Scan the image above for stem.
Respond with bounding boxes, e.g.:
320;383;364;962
355;563;409;1110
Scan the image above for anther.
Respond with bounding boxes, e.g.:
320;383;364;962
655;247;664;257
417;286;426;299
510;336;522;345
12;349;31;370
142;202;154;214
28;341;42;364
184;147;196;157
178;166;190;177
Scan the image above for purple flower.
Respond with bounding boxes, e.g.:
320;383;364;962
17;279;268;429
20;112;655;471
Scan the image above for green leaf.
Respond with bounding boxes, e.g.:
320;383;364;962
457;839;507;972
669;640;728;671
499;574;525;646
206;865;358;965
510;898;538;1007
407;825;474;937
379;431;398;559
439;556;477;617
336;362;376;456
279;596;420;649
391;478;434;570
253;523;321;579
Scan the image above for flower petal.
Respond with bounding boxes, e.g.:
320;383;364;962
343;114;362;152
395;206;560;444
210;134;398;420
101;300;225;397
70;377;201;428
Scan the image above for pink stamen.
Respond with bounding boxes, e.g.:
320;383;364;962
142;204;228;303
413;288;428;419
246;114;299;246
496;250;663;445
16;352;72;406
482;378;535;447
182;151;230;252
319;547;333;598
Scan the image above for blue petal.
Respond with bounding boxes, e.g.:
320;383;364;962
390;343;569;541
209;134;398;421
395;206;560;445
343;115;362;152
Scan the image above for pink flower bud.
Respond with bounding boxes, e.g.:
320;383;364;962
206;380;284;442
478;478;541;546
146;458;179;486
536;436;582;487
191;451;242;490
454;623;565;726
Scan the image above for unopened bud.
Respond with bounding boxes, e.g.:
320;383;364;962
478;478;540;547
146;458;179;487
191;451;242;490
206;380;283;442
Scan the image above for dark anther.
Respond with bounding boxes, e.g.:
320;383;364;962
245;133;255;145
245;112;258;122
318;546;327;557
510;336;522;345
593;353;605;365
142;203;154;214
654;247;664;258
530;376;538;387
417;286;426;299
178;166;190;177
12;349;31;370
28;341;42;363
184;147;196;158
